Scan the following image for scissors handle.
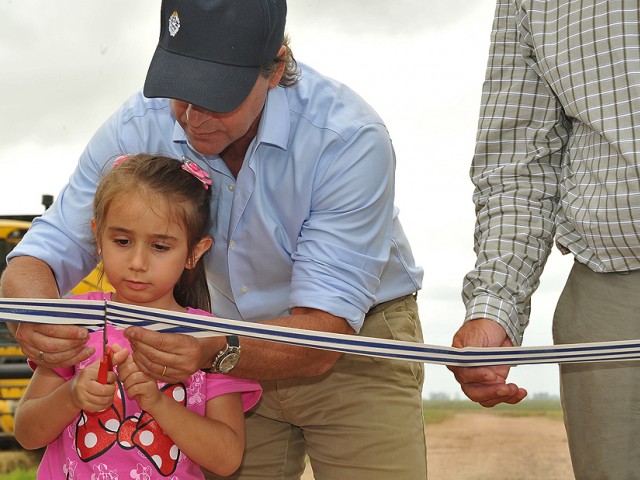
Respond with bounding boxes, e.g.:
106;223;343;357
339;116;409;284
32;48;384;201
97;346;112;384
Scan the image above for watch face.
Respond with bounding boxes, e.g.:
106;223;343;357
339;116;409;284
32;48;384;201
218;352;240;373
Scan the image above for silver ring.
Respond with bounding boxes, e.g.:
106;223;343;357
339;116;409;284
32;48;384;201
162;365;167;376
38;350;45;362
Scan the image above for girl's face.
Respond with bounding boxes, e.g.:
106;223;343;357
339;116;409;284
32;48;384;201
94;192;209;312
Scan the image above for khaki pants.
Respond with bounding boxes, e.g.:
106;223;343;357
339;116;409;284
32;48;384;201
205;294;427;480
553;261;640;480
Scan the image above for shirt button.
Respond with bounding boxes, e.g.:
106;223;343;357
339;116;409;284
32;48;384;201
241;285;249;294
228;184;235;192
229;241;236;249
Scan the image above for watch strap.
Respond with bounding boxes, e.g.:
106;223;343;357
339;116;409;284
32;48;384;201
202;335;240;373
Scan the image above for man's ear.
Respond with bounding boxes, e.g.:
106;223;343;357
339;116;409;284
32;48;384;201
186;236;213;269
268;45;287;90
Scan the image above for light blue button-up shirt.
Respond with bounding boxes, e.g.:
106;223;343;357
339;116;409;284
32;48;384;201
10;64;422;332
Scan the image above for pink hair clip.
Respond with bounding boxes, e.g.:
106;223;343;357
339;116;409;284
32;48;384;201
181;156;212;190
112;154;130;168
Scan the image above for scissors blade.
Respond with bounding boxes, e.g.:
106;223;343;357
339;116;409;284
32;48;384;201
102;307;108;357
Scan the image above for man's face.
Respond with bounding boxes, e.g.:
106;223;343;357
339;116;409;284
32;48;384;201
171;74;272;156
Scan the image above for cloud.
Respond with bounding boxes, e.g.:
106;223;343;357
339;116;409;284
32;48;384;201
287;0;493;36
0;1;158;147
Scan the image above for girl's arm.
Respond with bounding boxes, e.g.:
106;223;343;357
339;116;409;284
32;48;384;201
14;366;73;450
117;347;246;476
14;356;123;450
148;391;245;476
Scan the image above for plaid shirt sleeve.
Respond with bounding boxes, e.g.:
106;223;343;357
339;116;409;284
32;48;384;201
462;0;569;345
463;1;640;345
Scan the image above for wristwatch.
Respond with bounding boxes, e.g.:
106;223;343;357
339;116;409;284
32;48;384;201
205;336;241;373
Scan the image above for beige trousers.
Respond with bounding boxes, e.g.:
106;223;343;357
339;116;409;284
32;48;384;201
553;261;640;480
205;294;427;480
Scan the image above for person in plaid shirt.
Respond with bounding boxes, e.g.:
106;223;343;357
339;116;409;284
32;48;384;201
450;2;640;478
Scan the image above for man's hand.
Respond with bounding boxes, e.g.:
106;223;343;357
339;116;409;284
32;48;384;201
124;327;213;383
448;318;527;407
14;322;94;369
1;256;94;368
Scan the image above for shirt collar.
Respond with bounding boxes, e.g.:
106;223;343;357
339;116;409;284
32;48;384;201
256;86;290;151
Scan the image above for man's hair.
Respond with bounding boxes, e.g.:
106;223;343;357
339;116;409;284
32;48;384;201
261;34;300;88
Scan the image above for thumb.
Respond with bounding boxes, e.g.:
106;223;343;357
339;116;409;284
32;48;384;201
110;343;130;366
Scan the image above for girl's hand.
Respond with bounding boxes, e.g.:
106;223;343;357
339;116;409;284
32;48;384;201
69;360;117;412
113;344;164;413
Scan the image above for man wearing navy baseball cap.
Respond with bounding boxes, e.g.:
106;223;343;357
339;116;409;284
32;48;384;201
3;1;427;479
144;0;287;113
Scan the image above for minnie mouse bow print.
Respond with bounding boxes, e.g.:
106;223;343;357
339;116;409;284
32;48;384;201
76;379;186;476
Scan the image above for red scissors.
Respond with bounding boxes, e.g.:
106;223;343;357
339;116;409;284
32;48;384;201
97;307;112;384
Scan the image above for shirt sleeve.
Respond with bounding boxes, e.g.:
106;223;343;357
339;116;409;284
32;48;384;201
204;374;262;412
8;109;126;295
462;0;570;345
290;122;397;331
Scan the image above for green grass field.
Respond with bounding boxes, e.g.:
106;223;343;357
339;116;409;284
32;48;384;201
0;470;33;480
423;399;564;424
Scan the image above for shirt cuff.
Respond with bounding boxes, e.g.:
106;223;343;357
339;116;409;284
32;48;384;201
465;294;524;346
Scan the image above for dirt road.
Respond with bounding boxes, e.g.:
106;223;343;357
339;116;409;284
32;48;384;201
303;413;574;480
425;413;574;480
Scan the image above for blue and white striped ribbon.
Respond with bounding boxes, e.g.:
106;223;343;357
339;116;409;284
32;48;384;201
2;298;640;367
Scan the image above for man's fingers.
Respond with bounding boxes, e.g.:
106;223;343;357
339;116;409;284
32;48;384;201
32;333;88;354
15;323;89;355
11;321;93;368
15;322;89;341
129;349;154;376
125;327;198;356
125;327;201;380
448;364;511;386
461;382;527;406
124;326;165;349
39;323;89;340
451;364;526;406
130;349;181;383
478;390;526;407
37;346;94;367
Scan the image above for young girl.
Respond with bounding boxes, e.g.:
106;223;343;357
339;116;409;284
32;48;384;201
14;154;261;479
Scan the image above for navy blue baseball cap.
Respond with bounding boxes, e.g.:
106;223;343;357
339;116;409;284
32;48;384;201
144;0;287;113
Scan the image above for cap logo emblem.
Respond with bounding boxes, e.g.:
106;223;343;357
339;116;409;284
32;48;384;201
168;11;180;37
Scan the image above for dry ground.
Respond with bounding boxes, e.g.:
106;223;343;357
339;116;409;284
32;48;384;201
0;413;573;479
423;413;573;480
302;413;574;480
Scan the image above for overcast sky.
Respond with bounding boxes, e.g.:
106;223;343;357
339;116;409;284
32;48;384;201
0;0;575;397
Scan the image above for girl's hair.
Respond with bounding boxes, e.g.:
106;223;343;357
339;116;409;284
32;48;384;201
93;154;213;312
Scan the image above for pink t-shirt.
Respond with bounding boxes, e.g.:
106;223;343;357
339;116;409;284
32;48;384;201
36;293;261;480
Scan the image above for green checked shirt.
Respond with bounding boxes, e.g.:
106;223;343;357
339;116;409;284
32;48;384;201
463;0;640;345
